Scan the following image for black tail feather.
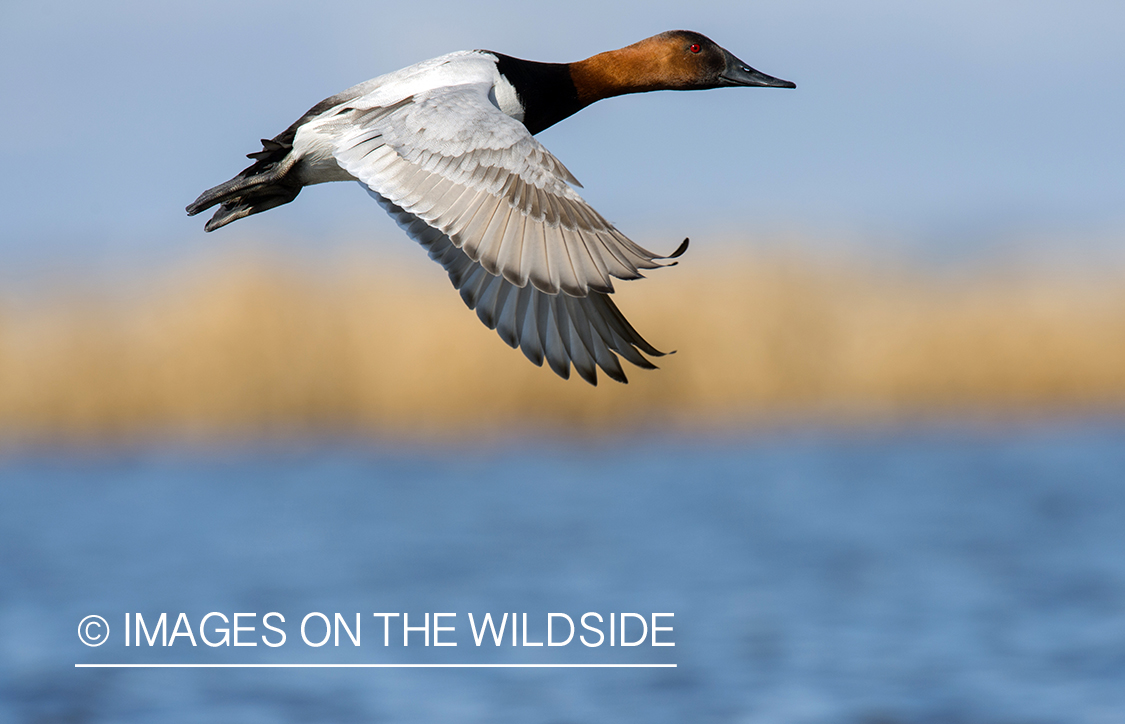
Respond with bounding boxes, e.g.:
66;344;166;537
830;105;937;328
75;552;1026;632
186;140;302;232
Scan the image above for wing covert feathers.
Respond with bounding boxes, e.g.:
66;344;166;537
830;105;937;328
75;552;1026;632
332;85;684;299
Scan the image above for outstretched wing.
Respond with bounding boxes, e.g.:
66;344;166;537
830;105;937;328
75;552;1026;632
374;193;667;385
329;83;685;298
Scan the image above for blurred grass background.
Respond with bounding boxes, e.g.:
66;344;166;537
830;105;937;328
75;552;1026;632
4;3;1123;446
2;237;1123;444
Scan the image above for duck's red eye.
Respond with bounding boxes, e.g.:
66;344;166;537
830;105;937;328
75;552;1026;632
689;44;701;54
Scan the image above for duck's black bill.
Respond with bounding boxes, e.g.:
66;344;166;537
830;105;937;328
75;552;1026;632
719;50;796;88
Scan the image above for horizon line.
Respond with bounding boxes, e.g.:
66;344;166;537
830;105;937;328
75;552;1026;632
76;663;676;669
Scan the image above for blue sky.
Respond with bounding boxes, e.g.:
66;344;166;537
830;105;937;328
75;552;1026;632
1;0;1123;279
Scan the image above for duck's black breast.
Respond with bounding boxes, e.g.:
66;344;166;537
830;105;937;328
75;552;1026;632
490;53;585;135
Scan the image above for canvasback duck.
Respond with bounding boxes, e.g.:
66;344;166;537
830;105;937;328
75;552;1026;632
187;30;794;385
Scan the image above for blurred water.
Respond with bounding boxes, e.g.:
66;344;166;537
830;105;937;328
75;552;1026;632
1;424;1123;723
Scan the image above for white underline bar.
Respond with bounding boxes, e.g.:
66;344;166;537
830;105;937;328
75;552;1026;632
76;663;675;668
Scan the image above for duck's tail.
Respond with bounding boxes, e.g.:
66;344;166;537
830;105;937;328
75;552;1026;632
186;140;303;232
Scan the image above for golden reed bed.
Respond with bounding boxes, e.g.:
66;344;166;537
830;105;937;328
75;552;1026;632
2;244;1123;442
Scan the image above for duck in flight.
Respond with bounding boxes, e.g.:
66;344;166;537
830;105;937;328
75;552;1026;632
187;30;794;385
